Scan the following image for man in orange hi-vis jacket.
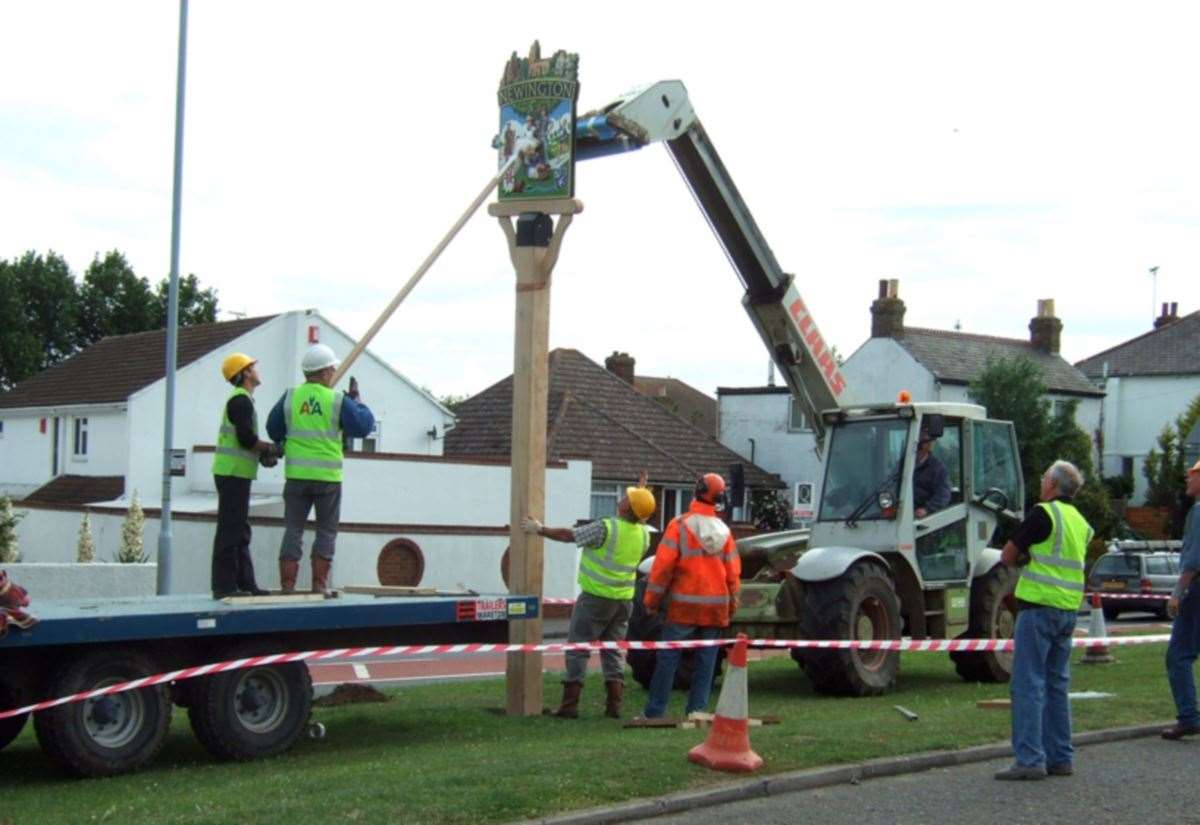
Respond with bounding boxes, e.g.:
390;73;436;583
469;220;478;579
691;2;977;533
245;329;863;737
638;472;741;719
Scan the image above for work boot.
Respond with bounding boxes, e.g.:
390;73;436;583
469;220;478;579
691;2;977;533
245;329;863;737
311;556;333;597
604;680;624;719
547;681;582;719
279;559;299;594
2;606;38;630
0;570;30;609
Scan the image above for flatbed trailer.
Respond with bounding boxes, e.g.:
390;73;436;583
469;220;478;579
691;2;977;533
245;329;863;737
0;592;538;777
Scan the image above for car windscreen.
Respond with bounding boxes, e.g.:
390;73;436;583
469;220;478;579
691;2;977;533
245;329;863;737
819;418;909;522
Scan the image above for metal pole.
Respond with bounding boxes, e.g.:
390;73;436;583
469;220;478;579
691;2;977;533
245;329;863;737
157;0;189;595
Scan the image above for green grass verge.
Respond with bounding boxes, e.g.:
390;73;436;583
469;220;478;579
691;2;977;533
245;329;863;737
0;644;1176;825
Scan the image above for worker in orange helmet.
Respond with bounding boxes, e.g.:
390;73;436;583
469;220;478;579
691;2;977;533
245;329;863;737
638;472;741;719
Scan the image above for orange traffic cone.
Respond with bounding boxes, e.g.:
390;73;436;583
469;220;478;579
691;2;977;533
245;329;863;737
687;633;763;773
1080;592;1114;664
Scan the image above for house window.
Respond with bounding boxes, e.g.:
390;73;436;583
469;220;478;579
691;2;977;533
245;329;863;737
73;417;89;458
1121;456;1134;482
590;483;620;519
0;420;4;440
788;398;811;432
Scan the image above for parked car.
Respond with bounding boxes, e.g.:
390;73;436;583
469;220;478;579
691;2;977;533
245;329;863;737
1086;550;1179;619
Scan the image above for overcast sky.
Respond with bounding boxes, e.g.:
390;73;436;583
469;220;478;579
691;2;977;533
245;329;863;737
3;2;1198;400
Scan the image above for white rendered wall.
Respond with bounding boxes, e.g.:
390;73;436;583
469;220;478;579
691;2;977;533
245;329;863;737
0;414;54;487
15;456;592;599
717;391;822;521
840;338;935;406
1096;374;1200;502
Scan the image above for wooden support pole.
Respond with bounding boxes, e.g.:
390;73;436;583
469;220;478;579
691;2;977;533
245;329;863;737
491;198;583;716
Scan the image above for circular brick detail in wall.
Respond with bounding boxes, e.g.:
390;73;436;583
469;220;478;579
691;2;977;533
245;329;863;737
500;547;510;591
377;539;425;587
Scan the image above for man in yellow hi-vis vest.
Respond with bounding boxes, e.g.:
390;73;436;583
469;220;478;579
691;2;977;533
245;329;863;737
211;352;283;599
267;344;374;596
522;473;655;719
995;459;1093;781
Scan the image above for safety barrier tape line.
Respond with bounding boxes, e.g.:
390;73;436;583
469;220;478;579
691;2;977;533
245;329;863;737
0;633;1171;721
1085;592;1170;600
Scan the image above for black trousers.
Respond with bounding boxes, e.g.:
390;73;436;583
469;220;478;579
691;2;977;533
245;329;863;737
212;475;260;593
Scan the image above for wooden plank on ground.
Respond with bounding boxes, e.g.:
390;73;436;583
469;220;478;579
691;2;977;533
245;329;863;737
977;698;1012;709
341;585;444;597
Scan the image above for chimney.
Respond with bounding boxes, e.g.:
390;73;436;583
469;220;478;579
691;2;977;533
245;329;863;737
1154;301;1180;330
1029;299;1062;354
605;351;635;385
870;279;905;338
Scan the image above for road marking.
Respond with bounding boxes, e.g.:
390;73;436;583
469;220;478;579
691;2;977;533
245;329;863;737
352;664;370;679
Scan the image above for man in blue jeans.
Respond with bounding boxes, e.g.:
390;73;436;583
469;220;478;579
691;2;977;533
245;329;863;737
995;460;1093;781
1162;459;1200;740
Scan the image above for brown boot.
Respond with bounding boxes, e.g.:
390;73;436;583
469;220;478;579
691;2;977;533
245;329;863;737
311;556;333;597
604;680;624;719
547;681;582;719
279;559;299;594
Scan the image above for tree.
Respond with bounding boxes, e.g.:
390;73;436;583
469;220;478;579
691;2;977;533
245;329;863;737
969;355;1117;540
968;356;1051;502
76;512;96;563
1141;392;1200;537
153;273;218;328
2;251;78;385
0;495;22;564
117;492;148;563
0;263;41;389
76;250;155;346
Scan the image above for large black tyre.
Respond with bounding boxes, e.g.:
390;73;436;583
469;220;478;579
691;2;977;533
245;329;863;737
951;563;1018;682
187;658;311;762
32;649;171;777
799;561;902;696
0;681;29;751
626;579;724;692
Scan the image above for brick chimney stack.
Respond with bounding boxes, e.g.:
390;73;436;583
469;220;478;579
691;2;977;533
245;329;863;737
605;351;635;384
1154;301;1180;330
870;279;905;338
1029;299;1062;354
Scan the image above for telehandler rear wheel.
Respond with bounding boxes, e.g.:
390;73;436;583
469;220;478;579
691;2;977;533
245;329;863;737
799;561;901;696
951;563;1018;682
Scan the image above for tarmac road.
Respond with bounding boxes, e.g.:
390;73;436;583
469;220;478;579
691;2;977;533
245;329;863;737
642;733;1190;825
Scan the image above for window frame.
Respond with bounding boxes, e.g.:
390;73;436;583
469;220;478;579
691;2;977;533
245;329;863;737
787;398;812;433
72;417;89;459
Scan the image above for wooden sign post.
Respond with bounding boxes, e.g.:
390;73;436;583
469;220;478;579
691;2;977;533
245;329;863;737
493;42;582;716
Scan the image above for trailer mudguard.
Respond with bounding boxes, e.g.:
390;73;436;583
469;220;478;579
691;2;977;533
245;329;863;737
789;546;890;583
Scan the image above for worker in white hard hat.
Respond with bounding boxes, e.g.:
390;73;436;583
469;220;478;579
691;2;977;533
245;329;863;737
266;343;374;596
211;352;283;600
522;471;656;720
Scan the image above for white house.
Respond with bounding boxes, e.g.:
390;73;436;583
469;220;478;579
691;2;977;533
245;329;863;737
1076;303;1200;503
1;310;592;598
716;281;1104;520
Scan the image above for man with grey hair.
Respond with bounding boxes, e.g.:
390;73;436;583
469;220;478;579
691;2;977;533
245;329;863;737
994;459;1093;780
1161;458;1200;740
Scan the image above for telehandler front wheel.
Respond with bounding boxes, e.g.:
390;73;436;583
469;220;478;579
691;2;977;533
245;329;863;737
799;561;901;696
951;563;1018;682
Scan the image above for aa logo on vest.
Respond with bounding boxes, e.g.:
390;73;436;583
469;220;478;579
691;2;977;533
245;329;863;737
299;397;324;416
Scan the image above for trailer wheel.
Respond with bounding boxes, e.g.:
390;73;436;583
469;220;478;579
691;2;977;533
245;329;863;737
188;659;311;761
951;563;1018;682
0;681;29;752
32;649;171;777
799;561;902;696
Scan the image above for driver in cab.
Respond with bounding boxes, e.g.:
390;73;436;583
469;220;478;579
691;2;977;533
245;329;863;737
913;428;951;518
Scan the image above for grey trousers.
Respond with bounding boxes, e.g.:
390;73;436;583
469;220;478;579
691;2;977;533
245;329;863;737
564;591;633;683
280;479;342;561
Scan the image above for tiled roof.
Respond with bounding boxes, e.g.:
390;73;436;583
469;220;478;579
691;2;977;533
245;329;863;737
633;376;718;437
445;349;783;488
1075;312;1200;378
894;328;1102;396
0;316;276;409
23;475;125;506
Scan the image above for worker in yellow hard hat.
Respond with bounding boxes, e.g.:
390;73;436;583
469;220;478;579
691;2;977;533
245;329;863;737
211;352;283;600
522;472;655;720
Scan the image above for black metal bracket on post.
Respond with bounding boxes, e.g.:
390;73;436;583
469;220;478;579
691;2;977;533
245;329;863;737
516;212;553;247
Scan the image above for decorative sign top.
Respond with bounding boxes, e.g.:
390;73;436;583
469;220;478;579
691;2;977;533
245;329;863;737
497;41;580;202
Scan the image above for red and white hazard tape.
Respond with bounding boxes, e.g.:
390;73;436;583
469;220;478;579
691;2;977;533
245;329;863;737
542;597;575;605
0;633;1171;722
1086;592;1170;600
